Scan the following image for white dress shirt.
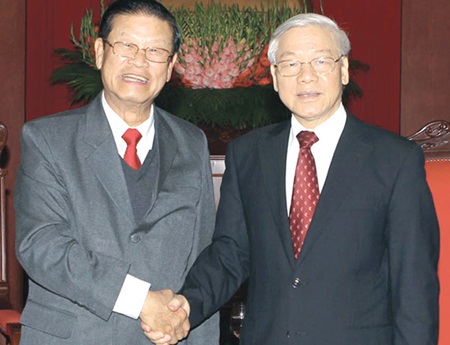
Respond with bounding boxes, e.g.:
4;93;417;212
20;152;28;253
285;104;347;214
102;92;155;164
102;92;153;319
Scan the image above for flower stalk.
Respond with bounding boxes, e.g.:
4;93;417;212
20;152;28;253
170;1;306;89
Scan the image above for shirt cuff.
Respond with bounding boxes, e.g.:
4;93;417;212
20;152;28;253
113;274;151;319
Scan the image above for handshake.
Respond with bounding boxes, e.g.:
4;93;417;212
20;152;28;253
139;289;191;345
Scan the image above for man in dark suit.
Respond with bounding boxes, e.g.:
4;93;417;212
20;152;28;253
148;12;440;345
14;1;218;344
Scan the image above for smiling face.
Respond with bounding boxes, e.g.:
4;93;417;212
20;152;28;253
270;25;349;129
95;13;177;120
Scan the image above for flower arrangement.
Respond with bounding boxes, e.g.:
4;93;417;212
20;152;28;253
157;1;308;128
51;0;366;130
168;2;283;90
172;37;270;89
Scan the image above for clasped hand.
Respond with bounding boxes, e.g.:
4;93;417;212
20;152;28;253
139;289;190;344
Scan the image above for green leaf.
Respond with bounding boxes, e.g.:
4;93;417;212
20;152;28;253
50;64;102;105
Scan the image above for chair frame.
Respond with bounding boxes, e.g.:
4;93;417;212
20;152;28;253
407;120;450;159
0;123;21;345
408;119;450;345
0;123;8;290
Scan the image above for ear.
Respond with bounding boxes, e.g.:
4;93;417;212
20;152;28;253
166;52;178;82
340;56;350;86
94;38;105;70
270;64;279;92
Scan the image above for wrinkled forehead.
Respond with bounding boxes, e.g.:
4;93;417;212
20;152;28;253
277;26;339;58
108;13;173;46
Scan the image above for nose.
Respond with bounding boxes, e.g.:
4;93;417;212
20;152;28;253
129;49;149;67
297;62;317;82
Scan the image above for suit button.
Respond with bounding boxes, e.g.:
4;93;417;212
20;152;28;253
130;234;141;243
292;277;306;288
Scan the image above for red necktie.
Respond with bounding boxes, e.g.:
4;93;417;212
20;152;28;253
289;131;320;259
122;128;142;170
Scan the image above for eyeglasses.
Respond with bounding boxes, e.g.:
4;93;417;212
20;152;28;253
274;56;342;77
103;40;173;63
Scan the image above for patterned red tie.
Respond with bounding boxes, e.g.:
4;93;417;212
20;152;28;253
289;131;320;259
122;128;142;170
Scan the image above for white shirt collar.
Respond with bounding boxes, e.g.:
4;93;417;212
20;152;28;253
290;103;347;144
101;91;155;163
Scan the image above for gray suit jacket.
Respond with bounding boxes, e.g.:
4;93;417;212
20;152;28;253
15;95;219;345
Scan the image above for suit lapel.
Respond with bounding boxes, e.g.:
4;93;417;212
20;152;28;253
140;108;178;219
258;121;298;268
83;97;135;227
297;114;372;265
81;101;178;228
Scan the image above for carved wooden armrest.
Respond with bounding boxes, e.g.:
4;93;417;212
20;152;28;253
407;120;450;159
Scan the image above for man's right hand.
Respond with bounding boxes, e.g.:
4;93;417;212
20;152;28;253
139;290;190;344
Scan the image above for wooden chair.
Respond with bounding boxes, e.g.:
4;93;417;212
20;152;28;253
408;120;450;345
0;123;21;345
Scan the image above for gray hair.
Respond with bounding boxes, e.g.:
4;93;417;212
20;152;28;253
268;13;351;64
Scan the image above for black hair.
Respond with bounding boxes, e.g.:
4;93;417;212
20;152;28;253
98;0;181;53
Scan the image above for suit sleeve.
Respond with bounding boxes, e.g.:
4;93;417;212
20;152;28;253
14;124;130;321
184;132;220;344
181;139;250;328
387;144;439;344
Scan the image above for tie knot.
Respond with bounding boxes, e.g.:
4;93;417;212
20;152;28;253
122;128;142;146
297;131;319;149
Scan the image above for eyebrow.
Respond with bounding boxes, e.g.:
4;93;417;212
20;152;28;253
278;49;334;60
111;35;171;48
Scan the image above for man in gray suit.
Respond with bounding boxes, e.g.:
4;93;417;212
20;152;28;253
14;0;218;344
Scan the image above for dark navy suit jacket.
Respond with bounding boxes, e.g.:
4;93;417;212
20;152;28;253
182;112;439;345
